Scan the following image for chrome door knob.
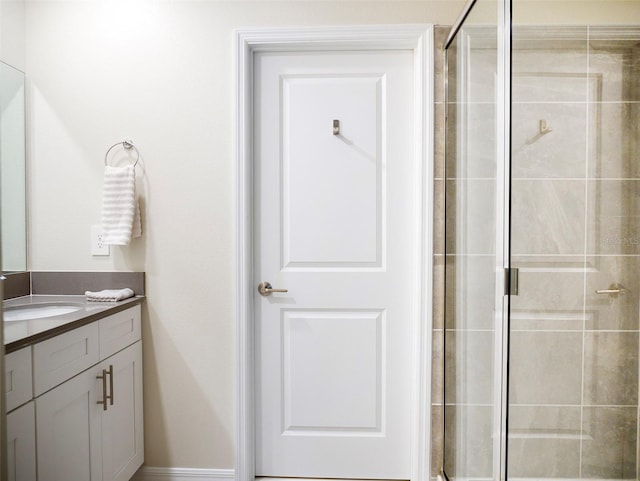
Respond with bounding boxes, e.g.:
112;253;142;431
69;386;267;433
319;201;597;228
258;282;288;297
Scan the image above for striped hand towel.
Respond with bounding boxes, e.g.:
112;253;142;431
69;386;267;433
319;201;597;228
101;165;142;245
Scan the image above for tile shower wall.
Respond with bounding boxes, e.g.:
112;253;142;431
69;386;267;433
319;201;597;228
509;26;640;479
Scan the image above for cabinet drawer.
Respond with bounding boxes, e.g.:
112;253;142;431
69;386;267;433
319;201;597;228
5;347;33;412
99;305;141;359
33;323;100;396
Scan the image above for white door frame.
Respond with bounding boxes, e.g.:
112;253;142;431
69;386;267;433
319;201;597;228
235;25;434;481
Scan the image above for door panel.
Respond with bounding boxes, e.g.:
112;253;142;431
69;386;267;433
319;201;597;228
255;50;415;479
282;309;383;433
282;74;382;268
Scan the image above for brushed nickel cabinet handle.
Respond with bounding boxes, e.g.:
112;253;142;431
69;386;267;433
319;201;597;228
107;364;114;406
258;282;288;297
97;369;108;411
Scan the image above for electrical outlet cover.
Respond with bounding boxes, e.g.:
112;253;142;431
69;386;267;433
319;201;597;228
91;225;110;256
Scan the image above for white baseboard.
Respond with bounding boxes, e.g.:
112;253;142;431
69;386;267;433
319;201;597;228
131;466;235;481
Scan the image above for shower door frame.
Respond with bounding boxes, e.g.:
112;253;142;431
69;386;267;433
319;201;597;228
442;0;513;480
496;2;512;480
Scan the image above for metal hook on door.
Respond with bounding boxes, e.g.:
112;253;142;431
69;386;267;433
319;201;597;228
333;119;340;135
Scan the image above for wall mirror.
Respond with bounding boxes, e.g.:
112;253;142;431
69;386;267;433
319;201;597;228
0;61;27;273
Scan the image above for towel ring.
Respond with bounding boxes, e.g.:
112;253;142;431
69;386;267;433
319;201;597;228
104;140;140;168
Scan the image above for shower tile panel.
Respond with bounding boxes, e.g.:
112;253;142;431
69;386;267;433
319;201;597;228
445;102;458;177
434;104;446;179
508;405;581;478
508;437;580;477
588;46;640;103
509;331;582;405
443;405;494;479
433;254;445;329
445;179;496;256
509;405;582;437
434;180;445;256
509;309;586;332
585;255;640;330
431;330;444;404
587;180;640;255
444;330;494;405
581;407;637;479
280;74;383;270
434;26;448;104
589;102;639;179
512;26;588;50
281;309;383;433
445;255;496;331
465;38;497;104
430;404;443;478
512;44;589;102
584;331;639;406
511;103;588;179
512;68;589;103
509;263;586;330
458;103;497;180
511;179;586;256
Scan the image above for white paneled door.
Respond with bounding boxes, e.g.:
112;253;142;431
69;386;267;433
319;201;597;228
254;49;417;480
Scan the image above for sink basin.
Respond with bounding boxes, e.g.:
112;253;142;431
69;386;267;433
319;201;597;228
3;303;83;322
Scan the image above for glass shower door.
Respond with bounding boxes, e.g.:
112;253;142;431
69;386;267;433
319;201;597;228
443;1;511;480
445;1;640;481
508;14;640;480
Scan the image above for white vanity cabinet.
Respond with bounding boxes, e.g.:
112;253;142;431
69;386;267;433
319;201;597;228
4;304;144;481
5;347;36;481
36;340;143;481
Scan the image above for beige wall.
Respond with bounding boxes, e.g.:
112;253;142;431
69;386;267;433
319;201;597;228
24;0;464;469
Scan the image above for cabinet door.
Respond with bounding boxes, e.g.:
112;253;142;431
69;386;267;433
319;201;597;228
36;366;102;481
101;341;144;481
7;401;36;481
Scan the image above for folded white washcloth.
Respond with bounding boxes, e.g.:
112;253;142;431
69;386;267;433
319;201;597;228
101;165;142;246
85;288;135;302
